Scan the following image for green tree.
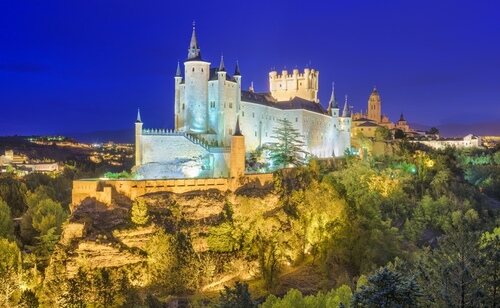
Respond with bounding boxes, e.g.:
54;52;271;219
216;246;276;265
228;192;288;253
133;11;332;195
131;198;149;225
352;266;422;307
18;289;39;308
375;126;392;141
0;198;14;238
394;129;405;139
31;198;66;236
0;238;21;307
418;230;482;307
59;268;89;308
427;127;439;135
267;118;308;169
218;281;256;308
145;230;199;293
479;227;500;307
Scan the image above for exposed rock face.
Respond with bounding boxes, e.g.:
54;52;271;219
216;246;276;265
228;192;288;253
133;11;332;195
56;188;279;289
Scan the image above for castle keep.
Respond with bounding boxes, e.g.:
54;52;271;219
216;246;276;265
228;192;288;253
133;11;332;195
134;23;352;179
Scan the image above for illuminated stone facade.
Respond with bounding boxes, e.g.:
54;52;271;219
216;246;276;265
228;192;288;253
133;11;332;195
134;24;351;179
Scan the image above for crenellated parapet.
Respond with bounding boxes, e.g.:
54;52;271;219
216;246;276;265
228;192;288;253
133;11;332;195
269;67;319;102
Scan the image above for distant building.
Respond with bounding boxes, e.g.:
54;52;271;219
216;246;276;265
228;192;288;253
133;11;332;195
415;134;481;149
352;88;417;139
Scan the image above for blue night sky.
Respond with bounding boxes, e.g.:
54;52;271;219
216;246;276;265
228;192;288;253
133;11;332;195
1;0;499;136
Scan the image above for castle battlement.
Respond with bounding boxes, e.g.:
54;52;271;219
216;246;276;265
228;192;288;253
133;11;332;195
269;67;319;102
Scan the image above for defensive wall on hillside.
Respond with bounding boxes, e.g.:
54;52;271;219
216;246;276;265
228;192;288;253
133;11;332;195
71;173;274;209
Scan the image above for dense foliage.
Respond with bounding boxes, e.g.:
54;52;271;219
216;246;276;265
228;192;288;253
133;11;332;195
0;143;498;306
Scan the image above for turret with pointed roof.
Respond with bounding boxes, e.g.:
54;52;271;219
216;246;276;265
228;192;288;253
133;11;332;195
175;61;181;77
327;82;338;115
187;21;201;60
233;116;242;136
234;60;241;76
218;54;225;71
342;95;351;117
136;108;142;123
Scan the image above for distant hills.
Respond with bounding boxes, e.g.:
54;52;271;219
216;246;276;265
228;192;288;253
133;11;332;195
3;121;498;144
66;129;134;144
411;121;500;138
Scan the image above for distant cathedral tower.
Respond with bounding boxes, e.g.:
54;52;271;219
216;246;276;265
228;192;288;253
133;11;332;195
367;87;381;122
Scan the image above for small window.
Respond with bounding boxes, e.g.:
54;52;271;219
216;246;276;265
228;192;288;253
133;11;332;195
201;68;204;72
255;131;257;137
252;112;255;118
229;103;233;108
295;117;298;122
242;111;245;117
182;104;185;110
192;68;195;72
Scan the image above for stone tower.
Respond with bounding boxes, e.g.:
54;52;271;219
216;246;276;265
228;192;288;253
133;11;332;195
328;83;341;156
184;22;210;133
134;108;143;167
269;68;319;102
229;117;245;179
367;87;381;122
174;61;183;130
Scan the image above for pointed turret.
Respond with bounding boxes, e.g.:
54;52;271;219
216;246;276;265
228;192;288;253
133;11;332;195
233;116;242;136
218;54;225;71
249;81;254;92
234;60;241;76
342;95;350;117
399;113;405;121
175;61;181;77
327;82;338;115
187;21;201;60
136;108;142;123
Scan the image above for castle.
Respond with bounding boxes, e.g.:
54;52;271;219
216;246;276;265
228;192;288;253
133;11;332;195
134;23;351;179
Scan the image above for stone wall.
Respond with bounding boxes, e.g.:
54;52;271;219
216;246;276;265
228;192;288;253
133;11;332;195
71;173;274;209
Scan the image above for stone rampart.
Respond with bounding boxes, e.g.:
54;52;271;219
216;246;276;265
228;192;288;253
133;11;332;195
71;173;274;209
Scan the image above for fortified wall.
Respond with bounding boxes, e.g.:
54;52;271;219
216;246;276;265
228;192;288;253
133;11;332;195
71;173;274;210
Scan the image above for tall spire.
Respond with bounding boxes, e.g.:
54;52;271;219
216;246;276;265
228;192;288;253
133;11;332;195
136;108;142;123
218;54;225;71
342;95;350;117
187;21;201;60
175;61;181;77
233;116;242;136
234;60;241;76
327;82;338;115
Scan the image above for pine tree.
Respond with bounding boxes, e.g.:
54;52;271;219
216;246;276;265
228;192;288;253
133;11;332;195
352;266;422;307
267;118;308;169
218;281;256;308
131;198;149;225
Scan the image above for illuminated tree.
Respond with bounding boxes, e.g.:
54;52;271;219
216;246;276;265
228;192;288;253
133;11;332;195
18;289;39;308
478;227;500;307
131;198;149;225
267;118;308;169
31;198;66;236
0;238;21;307
375;126;392;141
0;198;13;238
